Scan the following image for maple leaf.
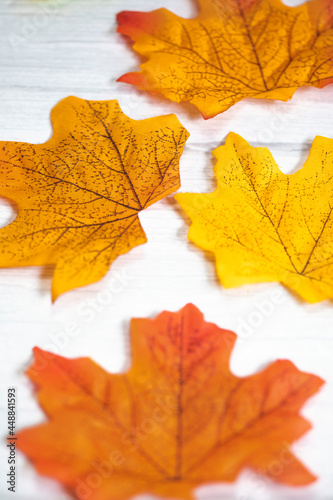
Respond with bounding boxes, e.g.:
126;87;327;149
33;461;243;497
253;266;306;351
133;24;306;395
117;0;333;119
176;132;333;303
18;304;323;500
0;96;189;299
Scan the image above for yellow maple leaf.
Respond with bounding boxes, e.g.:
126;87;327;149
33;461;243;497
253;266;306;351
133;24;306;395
176;132;333;303
0;97;189;300
117;0;333;118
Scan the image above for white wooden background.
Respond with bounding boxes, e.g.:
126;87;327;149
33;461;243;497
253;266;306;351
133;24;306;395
0;0;333;499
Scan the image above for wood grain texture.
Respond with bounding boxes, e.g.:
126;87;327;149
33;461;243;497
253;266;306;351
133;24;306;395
0;0;332;499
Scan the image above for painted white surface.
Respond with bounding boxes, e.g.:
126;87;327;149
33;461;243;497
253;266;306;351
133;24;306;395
0;0;332;498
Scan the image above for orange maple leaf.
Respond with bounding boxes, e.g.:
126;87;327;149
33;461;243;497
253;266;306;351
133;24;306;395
18;304;323;500
117;0;333;118
0;96;189;299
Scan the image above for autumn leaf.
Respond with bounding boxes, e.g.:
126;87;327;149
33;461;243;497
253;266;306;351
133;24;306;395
0;96;189;299
176;132;333;303
17;304;323;500
117;0;333;119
